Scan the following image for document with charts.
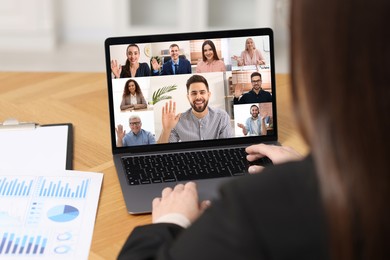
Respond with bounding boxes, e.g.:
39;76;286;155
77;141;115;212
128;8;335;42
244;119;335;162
0;170;103;260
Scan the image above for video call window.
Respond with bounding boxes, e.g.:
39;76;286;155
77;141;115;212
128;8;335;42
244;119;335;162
108;35;274;148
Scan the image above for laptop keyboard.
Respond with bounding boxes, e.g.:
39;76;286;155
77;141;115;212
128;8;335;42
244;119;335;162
121;147;259;185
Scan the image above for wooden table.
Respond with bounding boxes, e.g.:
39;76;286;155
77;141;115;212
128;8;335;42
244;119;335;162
0;72;308;259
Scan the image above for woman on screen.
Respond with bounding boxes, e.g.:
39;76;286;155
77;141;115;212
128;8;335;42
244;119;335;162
120;79;147;111
111;44;151;78
195;40;226;73
232;37;266;66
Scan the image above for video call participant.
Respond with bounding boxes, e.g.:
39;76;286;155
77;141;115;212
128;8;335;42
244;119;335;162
157;75;232;143
120;79;147;111
116;115;156;147
233;72;272;104
237;104;267;136
111;44;151;78
151;44;192;76
195;40;226;73
232;37;266;66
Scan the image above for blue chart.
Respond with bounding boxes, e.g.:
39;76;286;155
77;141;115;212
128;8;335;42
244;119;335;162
39;177;90;199
0;177;34;197
0;232;47;255
47;205;79;222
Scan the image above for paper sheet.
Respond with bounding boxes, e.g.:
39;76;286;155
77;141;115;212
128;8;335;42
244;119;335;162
0;170;103;260
0;125;70;171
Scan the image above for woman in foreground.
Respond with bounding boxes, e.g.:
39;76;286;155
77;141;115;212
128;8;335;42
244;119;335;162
118;0;389;259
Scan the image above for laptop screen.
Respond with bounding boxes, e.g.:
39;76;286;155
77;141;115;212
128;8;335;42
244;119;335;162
105;28;277;154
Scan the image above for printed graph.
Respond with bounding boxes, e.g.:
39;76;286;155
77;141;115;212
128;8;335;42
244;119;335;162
0;177;34;197
38;177;90;199
0;232;47;255
47;205;79;222
0;171;102;259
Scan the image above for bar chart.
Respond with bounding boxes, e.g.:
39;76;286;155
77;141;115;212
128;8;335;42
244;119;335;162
38;177;90;199
0;177;34;197
0;232;47;255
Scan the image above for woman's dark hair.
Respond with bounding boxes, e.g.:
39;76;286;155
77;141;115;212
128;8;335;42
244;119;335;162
123;79;143;98
201;40;220;62
290;0;389;259
122;44;140;77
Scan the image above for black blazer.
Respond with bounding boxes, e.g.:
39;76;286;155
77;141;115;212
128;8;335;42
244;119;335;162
118;156;329;260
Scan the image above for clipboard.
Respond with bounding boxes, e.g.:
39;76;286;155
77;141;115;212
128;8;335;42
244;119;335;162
0;119;73;171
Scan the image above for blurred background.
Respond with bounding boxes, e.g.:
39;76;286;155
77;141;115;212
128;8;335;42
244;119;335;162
0;0;290;73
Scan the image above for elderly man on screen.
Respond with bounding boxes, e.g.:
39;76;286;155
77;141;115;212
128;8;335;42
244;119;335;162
116;115;156;147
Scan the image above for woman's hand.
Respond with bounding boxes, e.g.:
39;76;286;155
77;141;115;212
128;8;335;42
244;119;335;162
257;59;266;65
246;143;302;174
152;182;210;224
111;60;122;78
232;55;243;66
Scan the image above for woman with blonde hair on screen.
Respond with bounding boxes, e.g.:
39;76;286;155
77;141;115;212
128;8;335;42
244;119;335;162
233;37;266;66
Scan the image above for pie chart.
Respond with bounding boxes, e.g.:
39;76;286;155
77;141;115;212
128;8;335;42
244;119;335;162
47;205;79;222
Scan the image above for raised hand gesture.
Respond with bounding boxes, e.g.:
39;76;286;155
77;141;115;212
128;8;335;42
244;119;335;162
111;60;122;78
115;124;126;140
151;58;161;71
157;100;181;143
162;100;181;131
234;84;244;98
115;124;126;147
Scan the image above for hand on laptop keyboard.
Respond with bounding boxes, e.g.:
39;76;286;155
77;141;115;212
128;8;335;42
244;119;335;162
247;156;273;167
246;144;302;174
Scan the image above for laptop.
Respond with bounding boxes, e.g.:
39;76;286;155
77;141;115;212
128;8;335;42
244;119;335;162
104;28;278;214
